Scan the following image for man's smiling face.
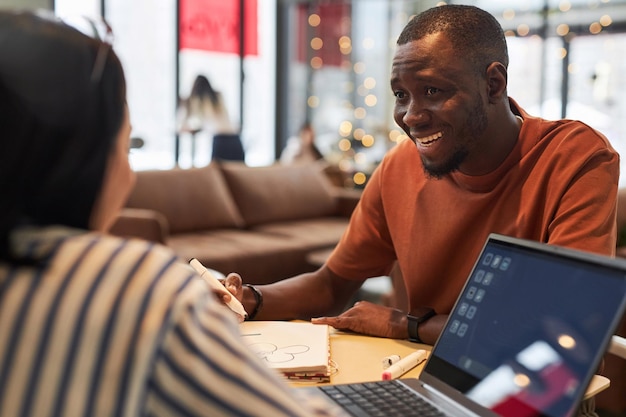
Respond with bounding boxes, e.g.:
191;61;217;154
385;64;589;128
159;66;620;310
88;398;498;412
391;32;490;179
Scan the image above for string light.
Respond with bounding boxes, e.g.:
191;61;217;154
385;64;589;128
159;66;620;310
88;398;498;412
310;56;323;69
502;9;515;20
589;22;603;34
517;23;530;36
310;37;323;50
361;135;375;147
307;96;320;108
353;172;367;186
354;153;367;164
353;128;365;140
556;24;570;36
364;94;377;107
308;13;320;27
354;107;367;119
600;15;612;27
338;139;352;151
339;121;353;137
559;1;571;12
302;2;624;191
363;77;376;89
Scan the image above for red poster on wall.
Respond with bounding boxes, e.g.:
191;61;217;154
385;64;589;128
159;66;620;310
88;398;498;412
297;3;350;67
179;0;258;56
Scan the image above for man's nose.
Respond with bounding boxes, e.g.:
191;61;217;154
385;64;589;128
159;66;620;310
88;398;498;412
402;99;430;127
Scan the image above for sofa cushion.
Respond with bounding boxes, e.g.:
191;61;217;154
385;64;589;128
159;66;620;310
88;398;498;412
219;162;336;226
167;228;333;284
126;163;245;233
253;218;349;246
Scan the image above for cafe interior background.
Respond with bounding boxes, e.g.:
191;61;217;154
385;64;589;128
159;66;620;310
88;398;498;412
3;0;626;189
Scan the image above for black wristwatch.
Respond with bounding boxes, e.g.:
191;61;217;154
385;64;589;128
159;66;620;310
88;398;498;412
407;307;436;343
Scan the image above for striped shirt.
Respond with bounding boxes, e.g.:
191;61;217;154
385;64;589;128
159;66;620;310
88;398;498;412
0;226;343;417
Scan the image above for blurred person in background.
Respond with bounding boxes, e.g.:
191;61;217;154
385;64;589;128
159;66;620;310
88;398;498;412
177;74;245;162
280;122;324;165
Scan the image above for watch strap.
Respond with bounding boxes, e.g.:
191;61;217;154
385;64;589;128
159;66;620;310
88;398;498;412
407;308;436;343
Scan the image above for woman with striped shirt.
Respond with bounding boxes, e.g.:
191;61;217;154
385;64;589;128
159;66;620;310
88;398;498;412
0;10;342;417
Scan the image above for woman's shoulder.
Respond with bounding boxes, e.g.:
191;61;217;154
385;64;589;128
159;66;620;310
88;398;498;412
84;232;172;256
63;232;191;288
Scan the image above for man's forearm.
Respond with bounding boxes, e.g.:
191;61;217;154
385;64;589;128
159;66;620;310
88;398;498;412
243;267;362;320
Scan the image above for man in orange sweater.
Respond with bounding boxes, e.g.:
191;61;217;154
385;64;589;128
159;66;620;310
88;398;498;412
238;5;618;346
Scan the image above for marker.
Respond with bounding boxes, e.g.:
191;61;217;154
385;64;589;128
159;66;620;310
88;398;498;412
381;350;428;380
189;258;248;319
382;354;401;369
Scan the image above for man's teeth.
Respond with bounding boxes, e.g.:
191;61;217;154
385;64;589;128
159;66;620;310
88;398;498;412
416;131;443;146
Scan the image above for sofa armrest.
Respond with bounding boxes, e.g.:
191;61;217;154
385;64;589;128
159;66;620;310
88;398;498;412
330;187;362;217
109;208;169;244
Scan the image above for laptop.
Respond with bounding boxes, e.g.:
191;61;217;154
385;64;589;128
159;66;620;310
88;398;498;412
303;234;626;417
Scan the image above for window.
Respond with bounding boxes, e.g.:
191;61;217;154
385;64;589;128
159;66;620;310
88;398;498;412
56;0;276;170
55;0;626;185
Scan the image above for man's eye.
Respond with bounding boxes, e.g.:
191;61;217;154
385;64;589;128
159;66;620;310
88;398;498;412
425;87;439;96
393;91;405;99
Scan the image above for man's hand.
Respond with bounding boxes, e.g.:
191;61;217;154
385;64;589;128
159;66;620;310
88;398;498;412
205;272;245;322
311;301;408;339
206;272;243;302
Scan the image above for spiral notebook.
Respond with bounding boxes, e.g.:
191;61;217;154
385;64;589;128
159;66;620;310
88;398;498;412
240;321;331;382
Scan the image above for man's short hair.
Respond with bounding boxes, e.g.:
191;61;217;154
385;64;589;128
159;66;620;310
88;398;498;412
397;5;509;74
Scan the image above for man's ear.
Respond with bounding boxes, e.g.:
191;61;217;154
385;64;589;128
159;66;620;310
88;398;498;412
486;62;508;103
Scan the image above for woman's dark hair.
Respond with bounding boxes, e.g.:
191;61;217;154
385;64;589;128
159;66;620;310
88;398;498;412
397;5;509;75
0;11;127;261
189;74;219;107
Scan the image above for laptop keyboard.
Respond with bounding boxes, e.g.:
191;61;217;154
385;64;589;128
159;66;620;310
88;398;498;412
319;380;446;417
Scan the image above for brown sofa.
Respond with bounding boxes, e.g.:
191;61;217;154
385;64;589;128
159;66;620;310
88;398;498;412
110;161;360;284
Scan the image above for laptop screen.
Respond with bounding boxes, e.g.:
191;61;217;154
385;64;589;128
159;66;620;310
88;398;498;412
424;234;626;417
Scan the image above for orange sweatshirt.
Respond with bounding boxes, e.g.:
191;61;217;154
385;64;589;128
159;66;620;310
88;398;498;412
327;99;619;314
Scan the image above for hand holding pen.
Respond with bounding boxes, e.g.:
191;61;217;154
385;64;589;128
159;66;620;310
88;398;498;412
189;258;248;322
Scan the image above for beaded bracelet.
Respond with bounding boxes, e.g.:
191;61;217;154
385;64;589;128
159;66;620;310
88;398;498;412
244;284;263;321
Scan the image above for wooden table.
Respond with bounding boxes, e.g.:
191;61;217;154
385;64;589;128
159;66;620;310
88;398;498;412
290;327;610;404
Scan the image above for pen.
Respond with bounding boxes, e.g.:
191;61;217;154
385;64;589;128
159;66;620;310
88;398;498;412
382;354;401;369
189;258;248;319
381;350;428;380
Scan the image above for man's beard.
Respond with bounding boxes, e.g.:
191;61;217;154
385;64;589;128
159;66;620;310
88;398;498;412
421;99;488;179
422;148;468;180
